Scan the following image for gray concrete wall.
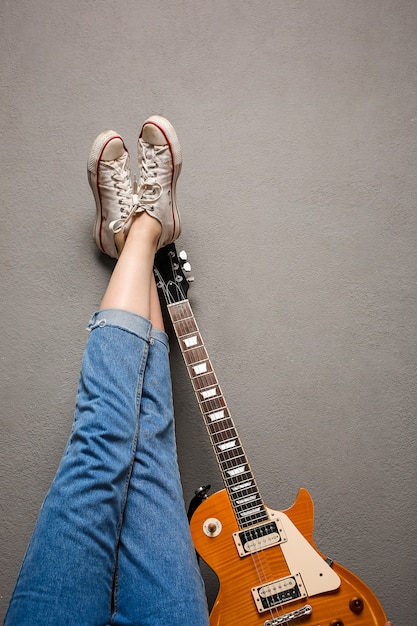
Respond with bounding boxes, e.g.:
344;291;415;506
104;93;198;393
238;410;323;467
1;1;416;624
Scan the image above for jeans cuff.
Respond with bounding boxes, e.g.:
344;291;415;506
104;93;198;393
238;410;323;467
151;327;169;350
87;309;153;343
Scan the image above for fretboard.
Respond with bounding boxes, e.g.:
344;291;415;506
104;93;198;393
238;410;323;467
168;299;269;529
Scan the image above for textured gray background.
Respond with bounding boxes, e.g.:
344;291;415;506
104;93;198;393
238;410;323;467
1;1;416;624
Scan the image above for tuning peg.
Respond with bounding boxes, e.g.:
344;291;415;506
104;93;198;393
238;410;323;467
179;250;188;261
187;276;195;283
183;261;191;273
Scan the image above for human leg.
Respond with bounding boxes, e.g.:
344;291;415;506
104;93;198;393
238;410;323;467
4;312;154;626
5;116;208;626
4;130;161;626
109;118;208;625
112;329;209;626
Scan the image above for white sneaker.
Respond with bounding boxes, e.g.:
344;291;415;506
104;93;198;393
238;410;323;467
87;131;137;259
137;115;182;249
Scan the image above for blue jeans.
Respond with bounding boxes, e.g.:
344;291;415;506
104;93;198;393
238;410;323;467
5;310;209;626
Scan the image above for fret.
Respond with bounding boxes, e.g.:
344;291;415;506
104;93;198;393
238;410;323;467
173;317;197;334
182;335;199;348
208;424;237;442
218;453;247;471
199;391;225;405
173;323;199;342
230;480;254;492
226;464;247;477
225;478;257;500
182;336;202;352
169;300;193;320
238;505;268;525
189;361;211;376
217;439;238;452
206;414;234;429
235;495;264;509
199;396;226;415
167;298;268;529
182;345;209;366
193;381;221;403
236;504;265;520
214;433;239;448
216;436;242;451
206;408;227;421
200;388;218;400
213;434;239;447
217;445;246;461
221;469;250;484
225;467;253;482
221;467;253;489
230;485;260;502
235;493;258;504
191;372;218;391
215;448;248;473
168;300;191;319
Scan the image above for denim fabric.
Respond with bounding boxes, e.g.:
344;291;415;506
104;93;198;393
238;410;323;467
4;310;209;626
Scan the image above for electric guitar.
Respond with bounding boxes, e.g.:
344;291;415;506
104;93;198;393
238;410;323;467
154;244;387;626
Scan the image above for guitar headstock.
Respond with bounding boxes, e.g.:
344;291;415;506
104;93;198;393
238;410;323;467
154;243;194;306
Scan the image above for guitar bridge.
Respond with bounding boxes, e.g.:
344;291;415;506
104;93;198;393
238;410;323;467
264;604;312;625
252;573;307;613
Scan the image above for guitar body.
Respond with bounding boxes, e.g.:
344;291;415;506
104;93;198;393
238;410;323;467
190;488;387;626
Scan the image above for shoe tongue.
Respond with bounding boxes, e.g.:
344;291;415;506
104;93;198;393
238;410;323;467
143;144;167;162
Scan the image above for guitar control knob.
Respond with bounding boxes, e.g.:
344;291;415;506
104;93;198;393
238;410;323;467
329;621;344;626
349;597;364;614
203;517;222;537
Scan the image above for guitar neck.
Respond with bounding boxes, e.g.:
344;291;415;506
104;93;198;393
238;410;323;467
168;299;268;529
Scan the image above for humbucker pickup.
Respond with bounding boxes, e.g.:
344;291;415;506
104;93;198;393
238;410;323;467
252;573;307;613
233;520;286;557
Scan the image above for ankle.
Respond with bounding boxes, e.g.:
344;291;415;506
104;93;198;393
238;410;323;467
114;231;126;256
127;212;161;244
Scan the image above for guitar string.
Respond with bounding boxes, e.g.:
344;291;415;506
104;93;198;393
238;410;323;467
170;302;295;624
172;305;294;622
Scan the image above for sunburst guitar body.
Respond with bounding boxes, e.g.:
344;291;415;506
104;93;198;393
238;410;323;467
154;245;387;626
191;488;386;626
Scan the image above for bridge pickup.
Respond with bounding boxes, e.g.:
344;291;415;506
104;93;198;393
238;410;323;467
252;573;307;613
264;603;313;625
233;520;286;557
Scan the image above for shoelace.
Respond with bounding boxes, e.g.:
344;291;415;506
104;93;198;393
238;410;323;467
109;154;139;234
109;142;167;234
136;141;167;208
